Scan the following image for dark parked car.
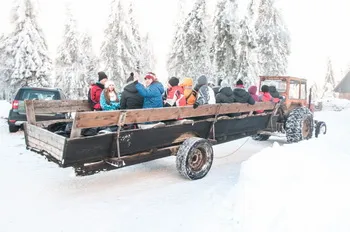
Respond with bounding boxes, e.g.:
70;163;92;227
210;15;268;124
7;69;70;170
8;87;67;133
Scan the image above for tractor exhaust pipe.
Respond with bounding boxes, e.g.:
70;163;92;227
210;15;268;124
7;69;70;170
308;87;312;110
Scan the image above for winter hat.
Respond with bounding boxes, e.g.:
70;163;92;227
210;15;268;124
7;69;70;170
126;72;134;83
236;79;244;86
144;72;156;81
104;80;115;89
248;86;257;94
98;71;108;81
197;75;208;86
220;79;230;88
168;77;179;87
261;85;269;93
180;77;193;87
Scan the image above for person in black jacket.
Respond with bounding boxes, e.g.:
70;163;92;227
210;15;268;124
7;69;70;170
120;72;144;110
215;79;235;104
232;79;255;105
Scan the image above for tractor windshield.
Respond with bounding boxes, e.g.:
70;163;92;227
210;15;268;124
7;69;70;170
260;80;287;93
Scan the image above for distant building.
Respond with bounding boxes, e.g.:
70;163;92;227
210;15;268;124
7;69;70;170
334;71;350;100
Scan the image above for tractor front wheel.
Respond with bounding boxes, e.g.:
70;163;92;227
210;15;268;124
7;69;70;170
285;107;314;143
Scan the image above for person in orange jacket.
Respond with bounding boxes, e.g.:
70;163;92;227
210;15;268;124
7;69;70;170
179;77;197;105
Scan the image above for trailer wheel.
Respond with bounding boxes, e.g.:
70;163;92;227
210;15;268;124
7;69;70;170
285;107;314;143
252;134;271;141
176;137;213;180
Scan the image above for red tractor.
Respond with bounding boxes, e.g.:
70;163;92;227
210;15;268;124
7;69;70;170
252;76;327;143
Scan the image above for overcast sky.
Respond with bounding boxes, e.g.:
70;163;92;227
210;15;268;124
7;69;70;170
1;0;350;85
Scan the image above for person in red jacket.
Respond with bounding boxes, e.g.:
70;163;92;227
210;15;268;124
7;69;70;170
88;72;108;110
164;77;186;107
259;85;280;103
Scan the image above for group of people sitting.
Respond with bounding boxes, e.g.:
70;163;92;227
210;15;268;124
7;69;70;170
87;71;281;130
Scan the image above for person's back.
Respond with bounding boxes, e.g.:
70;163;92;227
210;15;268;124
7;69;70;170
135;72;164;109
193;75;216;109
120;73;144;110
269;86;280;99
232;79;255;105
215;79;235;104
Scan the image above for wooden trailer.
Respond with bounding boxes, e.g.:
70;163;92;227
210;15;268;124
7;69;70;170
23;100;275;180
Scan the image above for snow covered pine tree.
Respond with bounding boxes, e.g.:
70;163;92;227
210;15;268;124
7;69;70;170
100;0;141;90
255;0;291;76
322;58;336;98
55;6;84;99
212;0;240;86
4;0;52;94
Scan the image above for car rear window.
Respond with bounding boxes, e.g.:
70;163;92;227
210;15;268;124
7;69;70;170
16;89;60;101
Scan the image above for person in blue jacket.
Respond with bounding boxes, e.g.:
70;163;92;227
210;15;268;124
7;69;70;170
100;80;121;111
135;72;164;109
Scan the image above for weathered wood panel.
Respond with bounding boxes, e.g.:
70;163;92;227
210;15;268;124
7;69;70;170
218;102;274;114
27;100;91;114
73;102;275;129
25;100;36;125
25;123;66;162
75;111;122;129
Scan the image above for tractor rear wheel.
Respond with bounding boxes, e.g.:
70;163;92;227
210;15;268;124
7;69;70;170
285;107;314;143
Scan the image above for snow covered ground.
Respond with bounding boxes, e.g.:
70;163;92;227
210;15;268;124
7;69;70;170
0;100;349;232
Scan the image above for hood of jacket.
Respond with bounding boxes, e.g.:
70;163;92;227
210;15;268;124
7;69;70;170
197;75;208;86
123;81;138;93
92;82;105;89
180;77;193;87
248;86;257;95
219;86;233;96
151;81;165;94
233;88;251;102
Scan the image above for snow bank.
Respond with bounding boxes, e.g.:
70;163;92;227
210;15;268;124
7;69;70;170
317;98;350;112
0;100;11;119
231;109;350;232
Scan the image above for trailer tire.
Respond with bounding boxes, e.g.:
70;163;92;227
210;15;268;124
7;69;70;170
176;137;213;180
285;107;314;143
252;134;271;141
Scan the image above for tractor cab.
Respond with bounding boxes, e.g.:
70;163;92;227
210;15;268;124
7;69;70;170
259;76;309;112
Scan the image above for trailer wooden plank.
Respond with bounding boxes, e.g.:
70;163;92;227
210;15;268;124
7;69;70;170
26;100;91;114
25;123;66;162
73;102;275;129
218;102;274;114
27;135;63;161
25;100;36;125
26;123;66;147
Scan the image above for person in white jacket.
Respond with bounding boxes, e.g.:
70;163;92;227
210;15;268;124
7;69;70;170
193;75;216;109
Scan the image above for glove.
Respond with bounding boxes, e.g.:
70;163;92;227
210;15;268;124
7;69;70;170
193;102;199;109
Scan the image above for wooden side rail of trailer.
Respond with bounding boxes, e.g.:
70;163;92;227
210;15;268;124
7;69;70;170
23;100;276;180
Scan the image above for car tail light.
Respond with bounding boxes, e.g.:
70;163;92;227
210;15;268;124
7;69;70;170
12;100;19;109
